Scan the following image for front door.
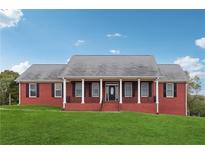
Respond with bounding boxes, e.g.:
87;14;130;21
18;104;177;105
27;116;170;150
109;86;115;100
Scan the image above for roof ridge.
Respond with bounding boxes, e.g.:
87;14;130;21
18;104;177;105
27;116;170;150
158;64;180;65
32;64;67;65
72;54;154;56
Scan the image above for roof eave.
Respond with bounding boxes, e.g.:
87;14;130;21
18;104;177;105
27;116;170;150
60;75;162;79
15;79;64;83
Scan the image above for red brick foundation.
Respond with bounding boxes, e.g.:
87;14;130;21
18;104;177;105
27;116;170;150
64;102;156;114
65;103;100;111
101;103;119;111
120;103;156;113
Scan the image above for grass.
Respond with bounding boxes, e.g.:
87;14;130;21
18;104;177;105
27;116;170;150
0;105;205;145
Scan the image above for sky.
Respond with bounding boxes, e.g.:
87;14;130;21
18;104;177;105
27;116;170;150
0;9;205;94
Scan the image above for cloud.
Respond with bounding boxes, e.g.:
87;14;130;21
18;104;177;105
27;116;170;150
174;56;205;78
74;40;85;47
0;9;23;28
11;61;31;74
174;56;203;71
195;37;205;49
106;33;125;38
110;49;120;54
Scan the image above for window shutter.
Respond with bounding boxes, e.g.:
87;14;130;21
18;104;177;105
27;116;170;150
98;81;100;97
72;81;75;97
84;82;86;97
149;81;152;97
140;82;143;97
140;81;142;97
136;82;138;97
122;82;124;97
132;82;135;97
37;83;39;97
84;82;87;97
163;83;166;97
174;83;177;97
26;83;29;97
62;83;64;97
89;82;92;97
51;83;54;97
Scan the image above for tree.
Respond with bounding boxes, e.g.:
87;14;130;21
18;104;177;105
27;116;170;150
0;70;19;105
186;71;205;116
188;76;201;95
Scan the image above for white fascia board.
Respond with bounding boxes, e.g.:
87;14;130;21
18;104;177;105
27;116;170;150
62;76;162;80
16;80;64;83
159;80;188;83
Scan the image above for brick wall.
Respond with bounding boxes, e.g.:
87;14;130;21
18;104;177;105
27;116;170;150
158;83;186;115
20;81;186;115
20;83;63;107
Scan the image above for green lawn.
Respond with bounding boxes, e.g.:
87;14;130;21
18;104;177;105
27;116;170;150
0;105;205;145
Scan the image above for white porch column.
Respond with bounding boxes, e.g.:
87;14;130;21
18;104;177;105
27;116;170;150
81;79;85;104
156;78;159;113
119;79;122;104
63;78;67;109
19;82;21;105
100;79;103;104
138;78;141;104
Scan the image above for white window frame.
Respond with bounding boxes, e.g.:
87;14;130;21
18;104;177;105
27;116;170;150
166;83;174;98
124;82;132;97
54;83;62;98
29;83;37;98
141;82;149;97
92;82;99;97
75;82;82;97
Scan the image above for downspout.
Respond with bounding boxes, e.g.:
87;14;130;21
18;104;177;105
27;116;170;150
156;77;159;114
19;82;21;105
185;83;188;116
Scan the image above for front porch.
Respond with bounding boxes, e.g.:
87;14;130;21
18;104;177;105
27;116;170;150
62;78;159;113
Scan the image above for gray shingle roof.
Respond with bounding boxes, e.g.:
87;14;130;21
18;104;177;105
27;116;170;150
15;64;66;81
16;55;188;82
60;55;160;77
158;64;188;81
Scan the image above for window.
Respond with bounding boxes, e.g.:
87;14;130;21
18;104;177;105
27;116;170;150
75;82;82;97
124;82;132;97
166;83;174;97
92;82;99;97
141;82;149;97
55;83;62;97
29;83;37;97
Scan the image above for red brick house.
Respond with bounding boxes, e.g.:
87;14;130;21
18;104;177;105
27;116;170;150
16;55;188;115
